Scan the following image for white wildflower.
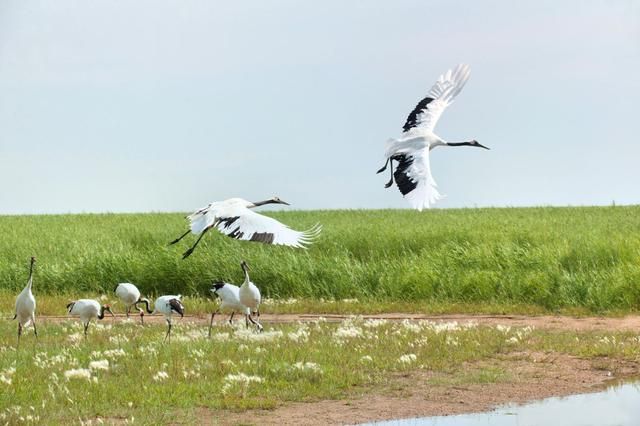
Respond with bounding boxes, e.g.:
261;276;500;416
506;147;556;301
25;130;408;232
397;354;417;365
89;360;109;371
288;324;310;343
363;319;388;328
221;373;264;394
102;348;126;358
360;355;373;363
153;371;169;382
64;369;92;381
292;362;322;374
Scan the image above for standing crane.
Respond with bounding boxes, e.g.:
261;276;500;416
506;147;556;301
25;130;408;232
208;281;250;337
114;282;151;324
238;261;262;332
150;295;184;342
66;299;114;338
377;64;489;211
13;256;37;346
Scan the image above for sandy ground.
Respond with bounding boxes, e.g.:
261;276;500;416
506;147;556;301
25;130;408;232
211;353;639;426
34;313;640;425
31;312;640;332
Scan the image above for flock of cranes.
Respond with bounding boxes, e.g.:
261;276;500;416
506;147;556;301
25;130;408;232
11;64;488;343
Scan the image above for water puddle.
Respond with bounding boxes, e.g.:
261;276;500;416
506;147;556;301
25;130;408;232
364;382;640;426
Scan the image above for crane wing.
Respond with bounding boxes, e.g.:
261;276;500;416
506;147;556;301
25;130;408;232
402;64;471;133
215;209;321;248
392;148;441;211
187;203;217;234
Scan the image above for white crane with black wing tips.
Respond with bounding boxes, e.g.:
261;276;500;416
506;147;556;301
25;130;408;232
169;197;321;259
377;64;489;211
208;281;250;337
114;282;152;324
66;299;115;338
152;295;185;342
13;256;37;346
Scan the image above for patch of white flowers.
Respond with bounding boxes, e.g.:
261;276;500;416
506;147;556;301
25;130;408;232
292;362;323;374
153;371;169;382
288;324;310;343
89;360;109;371
64;368;92;381
221;373;264;395
0;367;16;385
397;354;417;365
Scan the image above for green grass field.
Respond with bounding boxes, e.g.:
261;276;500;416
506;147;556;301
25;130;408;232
1;206;639;313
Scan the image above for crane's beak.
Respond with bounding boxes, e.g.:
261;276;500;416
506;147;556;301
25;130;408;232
277;199;290;206
474;141;490;150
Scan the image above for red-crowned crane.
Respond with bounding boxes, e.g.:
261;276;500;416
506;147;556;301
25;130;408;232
377;64;489;211
238;261;262;332
169;197;321;259
13;256;37;346
114;282;151;324
150;295;184;342
66;299;114;338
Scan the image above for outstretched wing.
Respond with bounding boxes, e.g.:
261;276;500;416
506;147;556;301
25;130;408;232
187;203;216;234
402;64;471;133
393;148;441;211
215;209;321;248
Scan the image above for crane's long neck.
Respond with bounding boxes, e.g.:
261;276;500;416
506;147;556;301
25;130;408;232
446;141;475;147
137;298;153;314
26;260;35;290
98;307;107;320
251;199;276;208
242;266;250;286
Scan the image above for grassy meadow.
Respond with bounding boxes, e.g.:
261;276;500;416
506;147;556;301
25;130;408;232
1;206;640;314
1;317;640;424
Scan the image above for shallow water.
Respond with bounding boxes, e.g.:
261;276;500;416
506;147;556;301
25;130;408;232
364;382;640;426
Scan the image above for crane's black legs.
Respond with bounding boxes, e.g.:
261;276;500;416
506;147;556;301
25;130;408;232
164;319;172;343
169;230;191;246
208;308;220;338
83;322;89;338
376;158;389;174
384;160;395;188
17;323;22;348
182;226;212;259
32;317;38;338
377;158;395;188
228;311;235;324
245;313;263;332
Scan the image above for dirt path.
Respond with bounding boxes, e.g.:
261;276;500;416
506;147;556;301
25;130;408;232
34;312;640;332
211;353;639;426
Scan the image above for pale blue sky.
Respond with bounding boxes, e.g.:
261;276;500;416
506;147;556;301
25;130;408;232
0;0;638;214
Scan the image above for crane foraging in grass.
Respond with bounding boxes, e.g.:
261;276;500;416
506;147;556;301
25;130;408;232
377;64;489;211
208;281;250;337
66;299;114;338
238;261;262;332
149;295;184;342
169;197;321;259
13;256;37;346
114;282;151;324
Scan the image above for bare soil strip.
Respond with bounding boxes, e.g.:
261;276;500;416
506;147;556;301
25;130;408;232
33;312;640;332
211;353;639;426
